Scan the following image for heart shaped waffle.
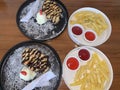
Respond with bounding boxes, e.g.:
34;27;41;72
22;48;50;73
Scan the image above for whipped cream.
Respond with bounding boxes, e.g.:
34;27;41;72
20;67;37;81
36;10;47;25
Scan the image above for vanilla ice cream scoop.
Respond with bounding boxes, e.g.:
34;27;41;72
36;10;47;25
20;67;37;81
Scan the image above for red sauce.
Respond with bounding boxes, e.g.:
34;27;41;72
78;49;90;61
72;26;83;35
85;31;96;41
67;57;79;70
39;10;42;15
21;71;27;76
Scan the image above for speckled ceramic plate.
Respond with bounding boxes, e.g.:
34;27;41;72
0;41;62;90
16;0;68;41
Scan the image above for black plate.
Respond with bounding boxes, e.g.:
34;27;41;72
0;41;62;90
16;0;68;41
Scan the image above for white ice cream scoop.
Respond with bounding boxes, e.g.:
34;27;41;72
20;67;37;81
36;10;47;25
22;70;56;90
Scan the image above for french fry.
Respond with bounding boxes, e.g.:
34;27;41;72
70;11;108;36
70;53;110;90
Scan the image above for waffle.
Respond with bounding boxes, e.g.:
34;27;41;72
42;0;62;24
22;48;50;73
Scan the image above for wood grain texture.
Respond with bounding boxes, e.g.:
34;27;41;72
0;0;120;90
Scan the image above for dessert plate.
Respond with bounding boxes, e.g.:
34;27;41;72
16;0;68;41
63;46;113;90
0;41;62;90
68;7;112;46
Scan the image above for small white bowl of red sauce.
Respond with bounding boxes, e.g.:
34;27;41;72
84;30;97;42
71;24;84;36
78;47;92;62
66;57;79;70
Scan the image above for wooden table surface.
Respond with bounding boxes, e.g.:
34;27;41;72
0;0;120;90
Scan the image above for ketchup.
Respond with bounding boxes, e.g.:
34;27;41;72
78;49;90;61
67;57;79;70
21;71;27;76
72;26;83;35
85;31;96;41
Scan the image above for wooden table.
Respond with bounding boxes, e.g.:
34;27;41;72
0;0;120;90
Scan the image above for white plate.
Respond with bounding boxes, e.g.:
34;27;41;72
68;7;112;46
63;46;113;90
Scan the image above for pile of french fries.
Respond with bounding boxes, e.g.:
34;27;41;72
70;53;110;90
70;11;108;36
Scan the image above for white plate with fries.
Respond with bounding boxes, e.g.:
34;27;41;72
68;7;112;46
63;46;113;90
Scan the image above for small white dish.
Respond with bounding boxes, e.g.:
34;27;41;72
84;30;97;43
77;47;92;62
71;24;84;36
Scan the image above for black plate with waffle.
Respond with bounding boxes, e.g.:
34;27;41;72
0;41;62;90
16;0;68;41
